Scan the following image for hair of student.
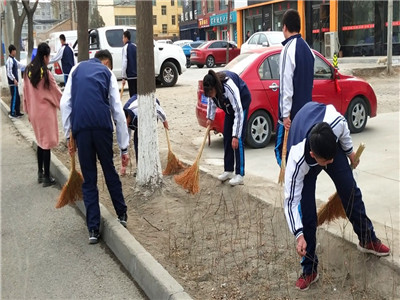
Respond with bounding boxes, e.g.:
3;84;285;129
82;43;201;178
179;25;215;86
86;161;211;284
25;42;51;89
59;34;66;42
8;44;16;53
123;30;131;40
202;70;226;100
95;49;113;70
308;122;337;160
282;9;301;33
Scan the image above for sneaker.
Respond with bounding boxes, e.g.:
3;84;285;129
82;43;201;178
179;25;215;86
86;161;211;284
42;176;56;187
217;171;234;182
16;113;24;118
357;239;390;256
118;213;128;228
229;174;244;186
295;272;319;291
8;113;16;119
38;171;44;184
89;230;100;244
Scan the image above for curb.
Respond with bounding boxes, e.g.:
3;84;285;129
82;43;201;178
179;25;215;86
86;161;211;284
0;98;192;300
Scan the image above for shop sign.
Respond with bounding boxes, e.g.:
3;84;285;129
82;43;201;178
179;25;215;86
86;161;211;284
198;17;210;28
342;24;374;31
210;11;237;26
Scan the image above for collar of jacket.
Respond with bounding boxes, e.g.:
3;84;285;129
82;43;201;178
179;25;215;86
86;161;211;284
282;33;301;46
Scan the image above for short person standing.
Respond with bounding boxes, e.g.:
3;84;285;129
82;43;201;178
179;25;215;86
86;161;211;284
49;34;75;84
23;43;62;187
6;44;25;118
203;70;251;186
60;50;130;244
122;30;137;97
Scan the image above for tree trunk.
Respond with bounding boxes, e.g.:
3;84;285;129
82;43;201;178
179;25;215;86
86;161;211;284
226;0;231;64
22;0;39;61
10;1;26;60
136;0;162;188
76;0;89;62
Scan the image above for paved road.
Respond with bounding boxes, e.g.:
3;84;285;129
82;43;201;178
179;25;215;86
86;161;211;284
1;114;147;299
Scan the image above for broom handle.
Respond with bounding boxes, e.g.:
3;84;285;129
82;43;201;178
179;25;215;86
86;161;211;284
165;128;172;152
196;125;211;162
120;80;125;100
69;132;76;172
352;143;365;170
281;129;289;169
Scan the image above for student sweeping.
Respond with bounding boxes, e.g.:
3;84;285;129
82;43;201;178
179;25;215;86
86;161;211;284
203;70;251;186
284;101;390;291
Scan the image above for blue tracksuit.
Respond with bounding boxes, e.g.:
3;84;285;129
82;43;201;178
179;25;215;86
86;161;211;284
6;55;24;116
284;102;377;275
207;71;251;176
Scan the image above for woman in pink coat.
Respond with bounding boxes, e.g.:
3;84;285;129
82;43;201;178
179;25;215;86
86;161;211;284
23;43;62;187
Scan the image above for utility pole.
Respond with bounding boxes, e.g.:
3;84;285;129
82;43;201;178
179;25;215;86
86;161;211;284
70;0;75;30
386;0;393;75
225;0;230;64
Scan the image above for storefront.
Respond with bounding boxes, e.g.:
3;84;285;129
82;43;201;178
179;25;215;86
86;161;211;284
209;11;238;42
198;17;215;41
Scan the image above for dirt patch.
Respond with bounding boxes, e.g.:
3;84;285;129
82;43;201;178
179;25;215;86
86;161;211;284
6;73;400;299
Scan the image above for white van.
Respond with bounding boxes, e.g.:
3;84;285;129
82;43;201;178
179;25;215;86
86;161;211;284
88;26;187;87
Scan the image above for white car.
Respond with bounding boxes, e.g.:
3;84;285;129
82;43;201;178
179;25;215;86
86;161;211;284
240;31;284;54
88;26;187;87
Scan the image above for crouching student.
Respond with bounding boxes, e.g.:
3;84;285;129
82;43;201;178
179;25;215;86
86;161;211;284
284;101;390;291
123;95;168;172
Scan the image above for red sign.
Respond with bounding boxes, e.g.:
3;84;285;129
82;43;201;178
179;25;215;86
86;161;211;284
312;28;330;34
385;21;400;26
342;24;375;31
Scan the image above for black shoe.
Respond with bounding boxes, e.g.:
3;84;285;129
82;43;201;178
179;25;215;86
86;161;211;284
118;213;128;228
38;172;44;184
42;176;56;187
16;113;24;118
8;112;16;119
89;230;100;244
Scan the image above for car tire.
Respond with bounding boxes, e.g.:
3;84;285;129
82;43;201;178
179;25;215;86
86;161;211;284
197;64;204;68
346;97;368;133
245;110;273;148
158;61;178;87
206;55;215;68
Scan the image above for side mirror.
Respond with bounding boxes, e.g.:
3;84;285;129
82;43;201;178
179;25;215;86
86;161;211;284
261;42;270;47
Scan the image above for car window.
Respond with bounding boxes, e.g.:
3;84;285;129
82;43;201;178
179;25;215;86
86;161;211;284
248;34;259;45
259;54;280;80
210;42;222;48
258;34;268;45
220;41;228;48
89;30;99;50
314;56;332;79
128;29;137;43
106;29;124;47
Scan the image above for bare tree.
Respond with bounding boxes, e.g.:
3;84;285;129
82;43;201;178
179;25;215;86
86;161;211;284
76;0;89;62
10;0;27;60
226;0;230;64
136;0;163;188
21;0;39;60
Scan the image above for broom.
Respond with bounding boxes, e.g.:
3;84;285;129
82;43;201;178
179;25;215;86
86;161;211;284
278;128;289;185
174;125;211;194
317;143;366;226
162;128;185;175
55;134;84;208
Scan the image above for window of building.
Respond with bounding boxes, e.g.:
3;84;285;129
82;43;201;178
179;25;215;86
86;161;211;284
171;0;174;6
115;15;136;26
153;0;156;6
172;15;176;25
196;1;201;16
207;0;214;13
162;5;167;15
153;15;157;25
162;24;168;34
219;0;227;10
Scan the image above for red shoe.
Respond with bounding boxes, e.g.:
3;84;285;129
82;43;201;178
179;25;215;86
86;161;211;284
357;239;390;256
295;272;319;291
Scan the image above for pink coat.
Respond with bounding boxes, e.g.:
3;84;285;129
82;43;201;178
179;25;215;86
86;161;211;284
23;70;62;149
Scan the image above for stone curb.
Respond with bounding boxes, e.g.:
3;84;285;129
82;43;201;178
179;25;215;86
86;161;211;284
0;98;192;300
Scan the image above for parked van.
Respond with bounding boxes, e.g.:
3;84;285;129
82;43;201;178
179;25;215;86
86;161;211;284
88;26;187;87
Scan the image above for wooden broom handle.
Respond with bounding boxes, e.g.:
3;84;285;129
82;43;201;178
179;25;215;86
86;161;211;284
281;129;289;168
69;132;77;171
196;125;211;161
351;143;365;170
165;128;172;151
120;80;125;100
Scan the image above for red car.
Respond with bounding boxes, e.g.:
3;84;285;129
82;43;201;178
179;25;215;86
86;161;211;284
190;40;240;68
196;46;377;148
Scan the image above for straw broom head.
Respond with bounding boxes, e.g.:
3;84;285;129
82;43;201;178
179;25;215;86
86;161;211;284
317;143;366;226
55;135;84;209
163;128;185;175
174;125;210;194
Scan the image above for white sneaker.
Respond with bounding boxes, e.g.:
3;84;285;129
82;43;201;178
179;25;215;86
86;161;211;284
218;171;234;182
229;174;244;186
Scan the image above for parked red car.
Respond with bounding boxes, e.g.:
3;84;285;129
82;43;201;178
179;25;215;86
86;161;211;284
196;46;377;148
190;40;240;68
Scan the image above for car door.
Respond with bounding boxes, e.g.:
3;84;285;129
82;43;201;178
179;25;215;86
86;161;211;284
258;53;280;120
311;54;342;111
213;41;226;64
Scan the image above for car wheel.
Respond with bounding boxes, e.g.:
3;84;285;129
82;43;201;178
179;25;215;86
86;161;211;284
159;61;178;87
206;56;215;68
346;97;368;133
245;110;272;148
197;64;204;68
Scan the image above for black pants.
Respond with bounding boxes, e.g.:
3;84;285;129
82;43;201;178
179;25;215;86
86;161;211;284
9;85;21;116
75;129;127;232
37;146;51;177
128;79;137;97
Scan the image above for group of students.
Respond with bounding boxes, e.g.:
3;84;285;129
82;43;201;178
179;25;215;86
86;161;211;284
7;9;390;290
202;9;390;292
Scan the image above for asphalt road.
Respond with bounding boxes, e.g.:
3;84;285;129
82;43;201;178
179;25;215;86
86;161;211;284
1;114;147;299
